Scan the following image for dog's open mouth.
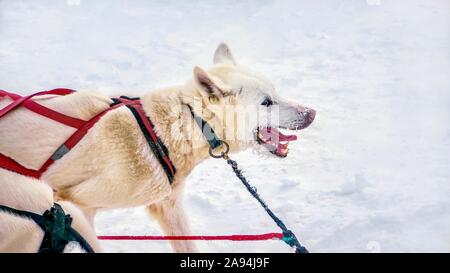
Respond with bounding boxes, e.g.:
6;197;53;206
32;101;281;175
256;127;298;157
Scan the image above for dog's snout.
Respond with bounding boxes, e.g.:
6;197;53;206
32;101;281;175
297;107;316;129
285;103;316;130
306;108;316;123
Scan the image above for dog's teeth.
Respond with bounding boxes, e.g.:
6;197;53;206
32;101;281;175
258;133;264;142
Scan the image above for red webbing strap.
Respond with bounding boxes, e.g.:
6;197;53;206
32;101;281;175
64;102;126;149
98;233;284;241
132;103;176;178
113;97;176;181
35;102;126;177
0;94;176;182
0;89;85;129
0;153;40;178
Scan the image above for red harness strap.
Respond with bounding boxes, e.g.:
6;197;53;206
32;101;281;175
0;89;176;182
125;101;176;181
98;232;284;241
112;96;176;183
33;101;126;178
0;89;85;128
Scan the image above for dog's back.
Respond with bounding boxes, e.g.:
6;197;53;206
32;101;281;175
0;91;111;170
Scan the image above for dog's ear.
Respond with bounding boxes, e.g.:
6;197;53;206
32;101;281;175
213;43;236;65
194;66;228;98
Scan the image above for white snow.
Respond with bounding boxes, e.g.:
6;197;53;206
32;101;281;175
1;0;449;252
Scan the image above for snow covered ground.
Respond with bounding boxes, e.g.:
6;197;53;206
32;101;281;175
1;0;449;252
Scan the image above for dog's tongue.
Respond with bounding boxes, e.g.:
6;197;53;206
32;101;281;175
258;127;297;157
260;127;298;142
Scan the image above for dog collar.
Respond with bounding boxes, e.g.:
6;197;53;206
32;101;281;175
185;104;222;150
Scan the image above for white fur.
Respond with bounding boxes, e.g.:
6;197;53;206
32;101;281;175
0;169;101;253
0;44;314;252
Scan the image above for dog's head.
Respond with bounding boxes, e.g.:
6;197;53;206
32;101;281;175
186;43;315;157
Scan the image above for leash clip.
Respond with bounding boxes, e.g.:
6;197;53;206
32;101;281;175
208;140;230;159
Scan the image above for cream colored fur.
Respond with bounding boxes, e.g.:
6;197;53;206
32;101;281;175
0;43;314;252
0;169;101;253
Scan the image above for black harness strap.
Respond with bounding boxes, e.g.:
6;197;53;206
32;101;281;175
0;203;94;253
185;104;222;149
126;105;175;183
111;97;176;184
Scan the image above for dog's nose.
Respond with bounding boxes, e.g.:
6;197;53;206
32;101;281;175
300;108;316;128
296;105;316;129
307;108;316;123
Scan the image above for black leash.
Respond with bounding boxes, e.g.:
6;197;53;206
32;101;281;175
0;203;94;253
187;104;309;253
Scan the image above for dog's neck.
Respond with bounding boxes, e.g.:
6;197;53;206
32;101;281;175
140;86;217;184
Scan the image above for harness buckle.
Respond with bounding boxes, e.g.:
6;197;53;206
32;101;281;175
51;144;69;161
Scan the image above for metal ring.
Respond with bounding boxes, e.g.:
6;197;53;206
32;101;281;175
208;141;230;159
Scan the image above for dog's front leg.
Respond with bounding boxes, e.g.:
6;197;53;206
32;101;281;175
147;197;197;253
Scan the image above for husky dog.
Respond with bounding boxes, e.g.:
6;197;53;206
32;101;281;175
0;43;315;252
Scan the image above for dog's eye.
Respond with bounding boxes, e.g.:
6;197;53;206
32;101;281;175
261;97;273;107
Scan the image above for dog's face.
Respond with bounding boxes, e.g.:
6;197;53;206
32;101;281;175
190;43;315;157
